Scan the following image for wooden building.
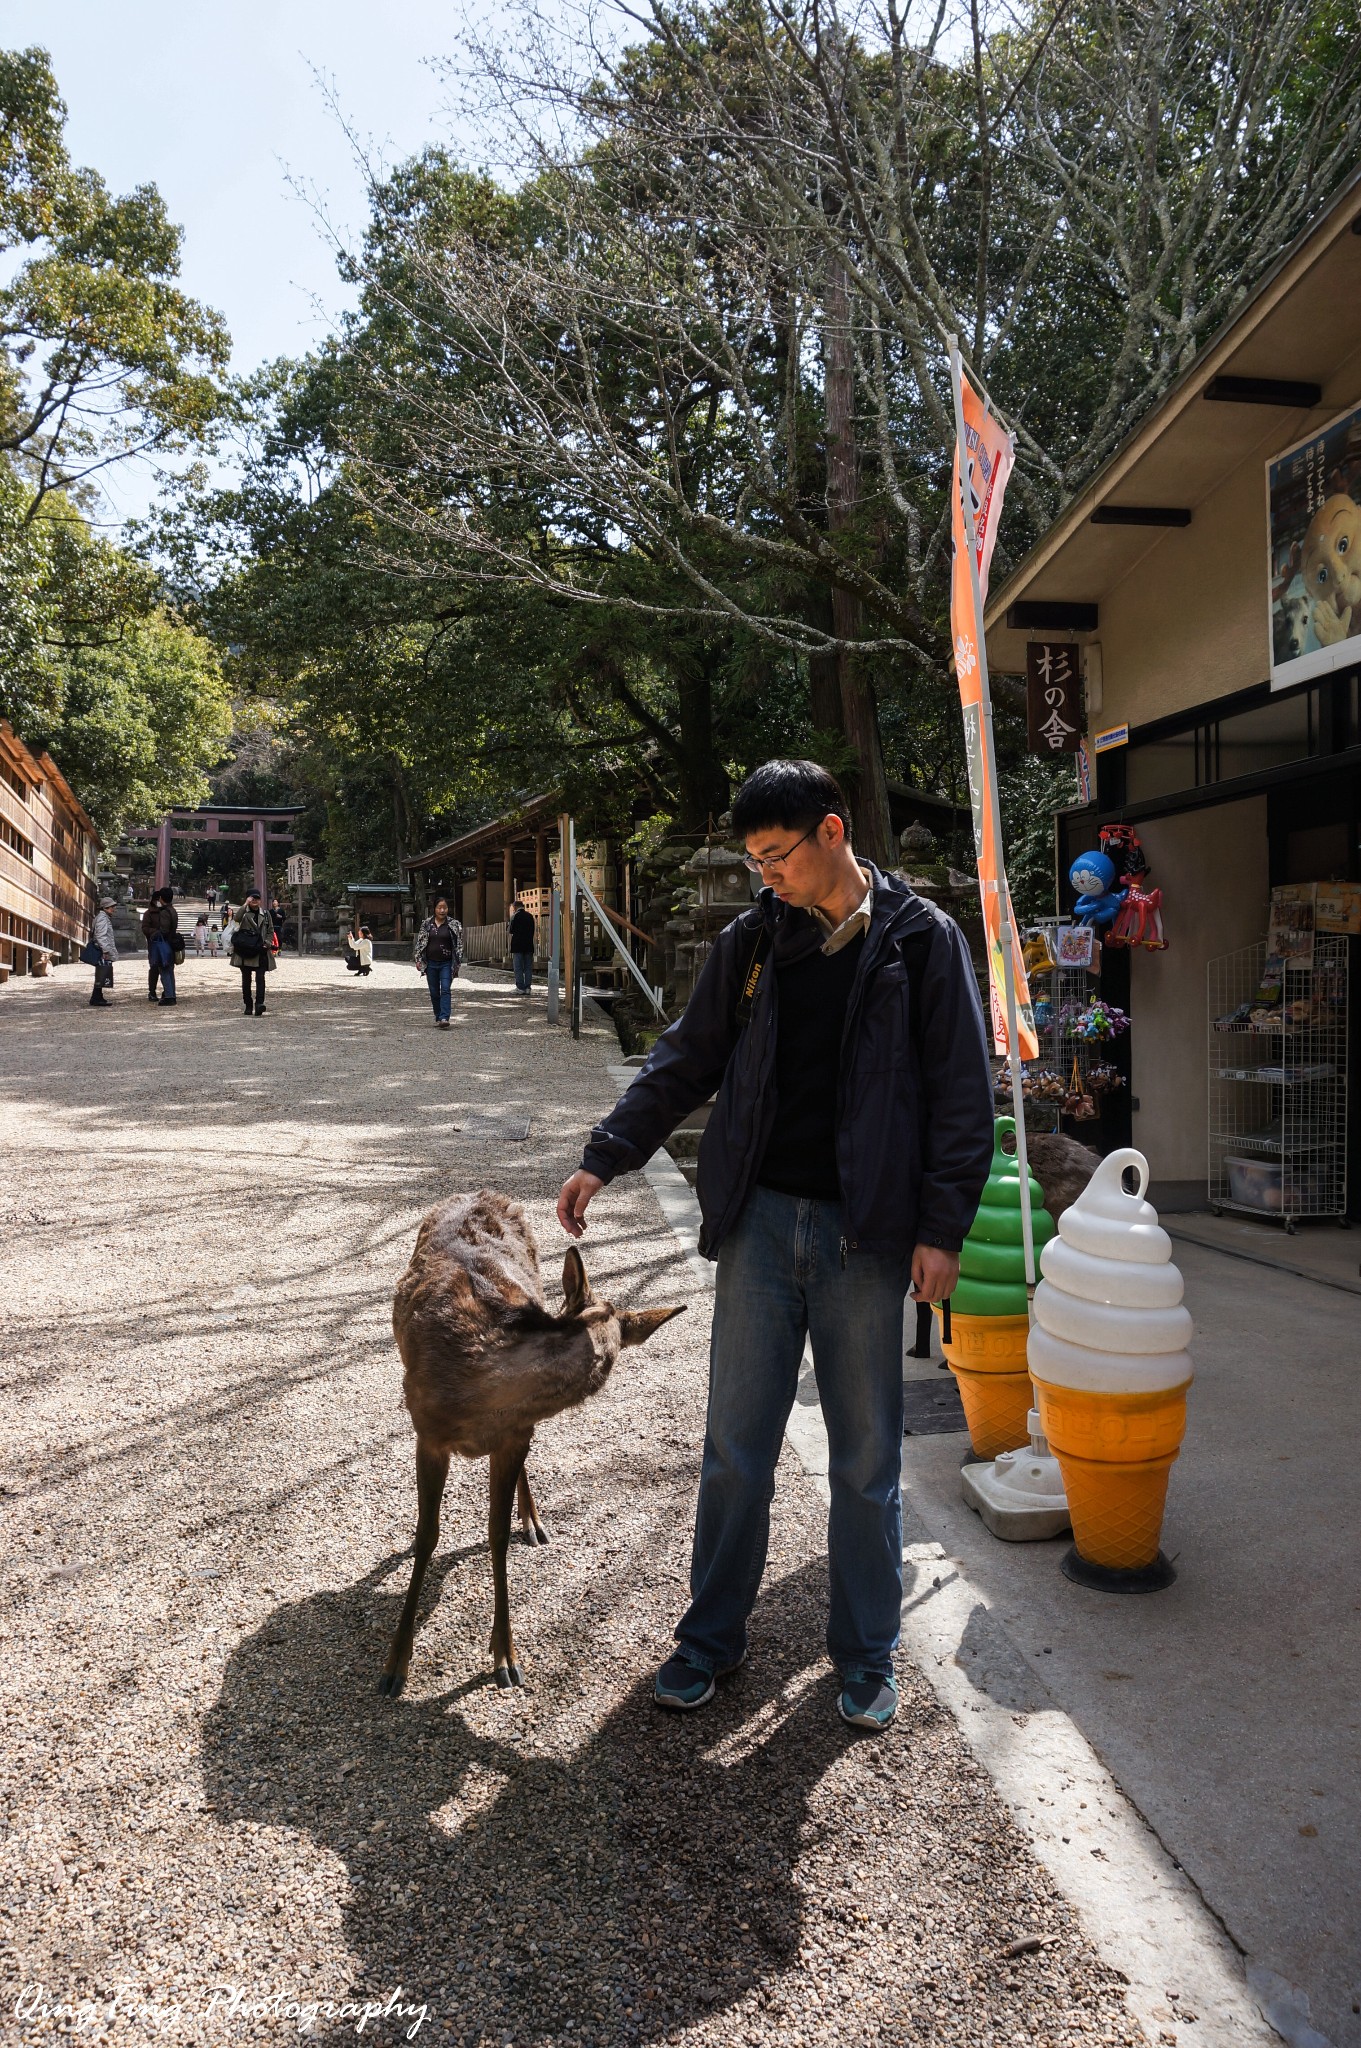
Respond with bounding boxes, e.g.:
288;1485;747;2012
402;796;562;934
0;722;100;979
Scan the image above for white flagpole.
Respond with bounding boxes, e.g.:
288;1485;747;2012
948;336;1037;1298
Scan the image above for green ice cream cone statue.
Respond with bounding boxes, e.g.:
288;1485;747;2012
934;1117;1055;1456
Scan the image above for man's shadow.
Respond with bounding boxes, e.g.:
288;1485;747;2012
201;1551;863;2044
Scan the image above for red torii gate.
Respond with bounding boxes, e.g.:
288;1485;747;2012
126;805;305;898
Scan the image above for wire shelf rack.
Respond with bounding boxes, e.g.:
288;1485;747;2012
1207;936;1349;1230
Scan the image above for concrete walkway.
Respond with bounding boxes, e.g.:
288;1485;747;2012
4;955;1147;2048
899;1242;1361;2048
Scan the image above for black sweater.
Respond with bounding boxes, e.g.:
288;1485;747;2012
755;931;866;1201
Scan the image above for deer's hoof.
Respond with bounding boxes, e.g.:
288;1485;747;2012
493;1662;523;1690
521;1521;550;1547
377;1668;407;1699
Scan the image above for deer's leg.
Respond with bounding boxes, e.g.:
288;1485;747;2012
516;1462;550;1547
488;1438;532;1689
379;1439;450;1699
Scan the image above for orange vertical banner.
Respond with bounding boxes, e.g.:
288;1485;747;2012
949;362;1039;1061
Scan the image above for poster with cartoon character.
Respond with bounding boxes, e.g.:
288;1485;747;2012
1267;400;1361;689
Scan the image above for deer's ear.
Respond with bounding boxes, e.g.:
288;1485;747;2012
618;1302;686;1347
561;1246;593;1316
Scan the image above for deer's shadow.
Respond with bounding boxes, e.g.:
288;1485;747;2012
201;1549;866;2045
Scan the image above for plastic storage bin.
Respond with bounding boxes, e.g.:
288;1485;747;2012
1224;1155;1325;1212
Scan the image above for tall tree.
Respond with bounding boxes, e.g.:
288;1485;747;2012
0;46;229;518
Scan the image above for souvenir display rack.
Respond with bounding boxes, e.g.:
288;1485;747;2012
996;920;1122;1134
1207;937;1349;1230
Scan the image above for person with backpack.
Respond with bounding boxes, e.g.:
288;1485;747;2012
231;888;275;1015
414;898;462;1027
141;887;180;1006
556;761;993;1733
508;898;536;994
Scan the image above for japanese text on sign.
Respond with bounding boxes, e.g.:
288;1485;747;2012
1025;642;1082;754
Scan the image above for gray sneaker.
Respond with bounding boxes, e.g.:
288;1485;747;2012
838;1672;898;1730
653;1649;746;1712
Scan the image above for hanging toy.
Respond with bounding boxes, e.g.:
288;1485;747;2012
1100;823;1169;950
1098;823;1149;886
1108;883;1168;950
1069;851;1127;930
1061;997;1130;1041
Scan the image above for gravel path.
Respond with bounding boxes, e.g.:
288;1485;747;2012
1;957;1145;2046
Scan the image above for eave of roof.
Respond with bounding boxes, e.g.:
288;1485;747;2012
985;165;1361;663
402;793;562;873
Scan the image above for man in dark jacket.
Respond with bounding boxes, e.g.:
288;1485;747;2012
508;899;536;994
557;761;993;1731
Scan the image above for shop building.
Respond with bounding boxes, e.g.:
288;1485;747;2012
0;721;100;980
986;174;1361;1216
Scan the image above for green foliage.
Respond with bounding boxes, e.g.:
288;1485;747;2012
22;610;231;842
0;45;229;514
160;0;1361;890
998;754;1081;925
0;48;232;843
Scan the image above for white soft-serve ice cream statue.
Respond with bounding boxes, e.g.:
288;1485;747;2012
1027;1147;1193;1590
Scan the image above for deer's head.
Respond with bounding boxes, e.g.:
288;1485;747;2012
562;1243;684;1356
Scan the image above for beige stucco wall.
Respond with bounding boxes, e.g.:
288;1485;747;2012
1097;420;1284;729
1129;797;1268;1182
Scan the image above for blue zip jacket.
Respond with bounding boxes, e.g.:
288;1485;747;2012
581;863;995;1259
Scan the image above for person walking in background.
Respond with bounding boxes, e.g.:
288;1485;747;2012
231;888;275;1016
508;898;536;995
206;884;218;913
269;895;286;951
141;887;179;1006
414;897;462;1027
193;913;210;956
88;895;118;1007
557;761;994;1733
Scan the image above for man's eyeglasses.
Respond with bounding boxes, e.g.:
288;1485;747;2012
742;822;820;875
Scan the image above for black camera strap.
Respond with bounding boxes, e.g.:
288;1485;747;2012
734;920;774;1026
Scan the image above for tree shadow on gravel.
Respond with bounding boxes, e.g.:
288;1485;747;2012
202;1552;875;2047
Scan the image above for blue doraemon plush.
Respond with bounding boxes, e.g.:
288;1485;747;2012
1069;851;1127;929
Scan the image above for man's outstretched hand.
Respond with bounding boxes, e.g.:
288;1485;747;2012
911;1244;959;1305
557;1170;605;1239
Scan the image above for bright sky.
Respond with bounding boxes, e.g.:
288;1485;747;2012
8;1;488;523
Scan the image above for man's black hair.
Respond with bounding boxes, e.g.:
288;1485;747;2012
730;760;852;841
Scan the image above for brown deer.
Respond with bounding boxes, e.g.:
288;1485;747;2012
381;1189;684;1696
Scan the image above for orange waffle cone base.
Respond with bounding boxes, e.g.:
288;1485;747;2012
950;1366;1033;1459
1033;1380;1189;1571
933;1311;1032;1459
933;1309;1030;1373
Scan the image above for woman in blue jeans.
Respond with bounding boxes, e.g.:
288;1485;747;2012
140;887;179;1006
414;899;462;1027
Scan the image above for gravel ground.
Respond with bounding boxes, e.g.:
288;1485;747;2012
1;956;1145;2046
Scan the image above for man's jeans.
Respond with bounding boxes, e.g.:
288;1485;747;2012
512;950;533;992
425;960;453;1021
676;1185;909;1683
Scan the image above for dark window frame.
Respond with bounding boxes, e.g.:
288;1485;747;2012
1097;667;1359;820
